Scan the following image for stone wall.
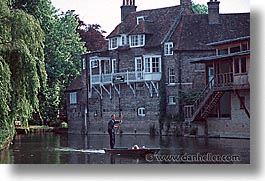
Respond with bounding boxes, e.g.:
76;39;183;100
163;50;214;119
87;82;160;134
207;90;250;138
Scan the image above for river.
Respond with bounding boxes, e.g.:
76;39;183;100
0;133;250;164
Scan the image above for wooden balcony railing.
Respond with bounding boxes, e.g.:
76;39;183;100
214;72;234;87
184;72;247;121
91;71;162;85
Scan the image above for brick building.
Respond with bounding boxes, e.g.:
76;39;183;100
185;36;250;138
65;0;250;136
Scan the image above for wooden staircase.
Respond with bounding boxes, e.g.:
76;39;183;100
184;77;225;122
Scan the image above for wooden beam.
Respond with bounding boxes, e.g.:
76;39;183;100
235;90;250;118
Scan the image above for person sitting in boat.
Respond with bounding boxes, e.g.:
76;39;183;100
108;114;122;149
132;145;139;150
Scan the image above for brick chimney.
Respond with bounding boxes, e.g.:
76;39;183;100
207;0;220;24
121;0;137;22
180;0;193;14
181;0;192;9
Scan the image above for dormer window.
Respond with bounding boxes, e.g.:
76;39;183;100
137;16;147;24
129;34;145;47
120;34;128;46
164;42;174;55
109;37;119;50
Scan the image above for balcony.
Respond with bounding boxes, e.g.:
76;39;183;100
184;72;250;122
91;71;162;85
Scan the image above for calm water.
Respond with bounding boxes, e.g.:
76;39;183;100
0;133;250;164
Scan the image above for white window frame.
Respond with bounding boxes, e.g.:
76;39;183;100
168;96;176;105
91;60;98;69
120;34;128;46
112;59;118;73
234;57;247;75
70;92;77;105
109;37;119;50
135;57;143;80
164;42;174;55
144;55;162;73
137;16;146;24
82;58;86;70
129;34;145;47
168;68;175;84
137;107;146;117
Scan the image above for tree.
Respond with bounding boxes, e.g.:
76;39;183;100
0;0;46;146
11;0;86;123
43;10;86;122
192;1;208;14
77;20;107;52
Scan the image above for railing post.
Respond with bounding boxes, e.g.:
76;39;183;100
127;70;129;84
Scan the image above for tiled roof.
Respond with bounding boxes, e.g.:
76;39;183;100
65;73;86;92
190;50;250;63
207;36;250;46
171;13;250;50
107;6;184;46
128;20;154;35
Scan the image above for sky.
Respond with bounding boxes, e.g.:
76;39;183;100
51;0;250;35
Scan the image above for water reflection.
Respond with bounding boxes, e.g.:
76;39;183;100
0;133;250;164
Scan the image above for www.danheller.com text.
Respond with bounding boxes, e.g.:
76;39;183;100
145;153;241;163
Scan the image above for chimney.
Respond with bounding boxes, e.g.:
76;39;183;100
207;0;220;24
181;0;192;9
121;0;137;22
180;0;193;14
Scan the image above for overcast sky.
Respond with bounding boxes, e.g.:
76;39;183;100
51;0;250;34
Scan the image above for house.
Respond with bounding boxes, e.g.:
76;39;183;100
184;36;250;138
65;0;250;136
65;73;88;134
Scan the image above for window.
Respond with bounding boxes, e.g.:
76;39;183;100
145;58;151;73
152;58;160;72
168;68;175;84
218;48;228;55
82;58;86;70
70;92;77;104
135;57;143;79
137;16;147;24
144;56;161;73
234;57;247;74
130;34;145;47
168;96;176;105
112;59;118;73
91;60;98;68
137;107;145;117
121;34;128;46
241;42;249;51
109;37;119;50
230;46;241;54
164;42;174;55
241;57;247;73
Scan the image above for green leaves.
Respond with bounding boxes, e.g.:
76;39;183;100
192;1;208;14
0;0;46;142
43;10;85;121
11;0;86;123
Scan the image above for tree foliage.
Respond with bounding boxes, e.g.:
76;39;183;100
77;20;107;52
192;1;208;14
43;10;86;121
12;0;86;123
0;0;46;145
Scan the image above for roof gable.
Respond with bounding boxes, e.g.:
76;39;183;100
107;6;185;46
